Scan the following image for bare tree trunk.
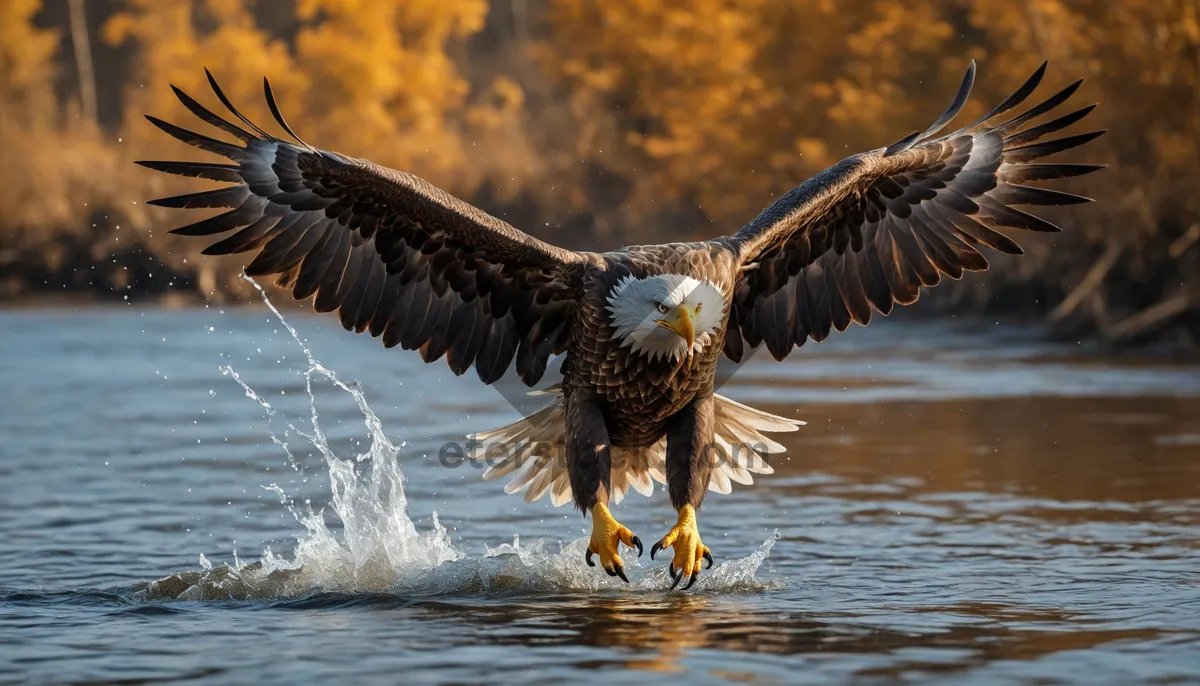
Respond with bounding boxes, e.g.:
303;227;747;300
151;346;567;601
512;0;529;46
68;0;97;126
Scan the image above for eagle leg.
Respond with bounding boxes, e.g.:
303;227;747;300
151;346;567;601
586;502;642;583
654;394;717;590
568;396;642;582
650;505;713;590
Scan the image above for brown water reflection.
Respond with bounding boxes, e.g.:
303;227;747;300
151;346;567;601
768;395;1200;505
399;594;1173;679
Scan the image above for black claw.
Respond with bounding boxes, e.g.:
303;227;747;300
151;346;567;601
613;565;629;583
585;549;595;567
668;569;684;591
703;551;714;569
650;542;663;560
631;536;643;557
605;566;617;577
683;572;700;591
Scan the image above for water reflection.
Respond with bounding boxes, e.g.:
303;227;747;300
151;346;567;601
763;394;1200;505
381;595;1174;677
1;310;1198;684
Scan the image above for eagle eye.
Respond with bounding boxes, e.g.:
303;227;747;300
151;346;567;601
655;301;668;314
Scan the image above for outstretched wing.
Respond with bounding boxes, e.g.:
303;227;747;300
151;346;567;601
722;61;1104;362
139;71;593;385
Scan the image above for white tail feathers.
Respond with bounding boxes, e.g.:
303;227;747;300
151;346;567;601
470;387;804;507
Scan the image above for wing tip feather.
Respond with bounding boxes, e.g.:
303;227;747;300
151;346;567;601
204;68;273;141
263;76;316;152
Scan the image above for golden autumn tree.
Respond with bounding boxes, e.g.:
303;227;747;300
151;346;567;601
101;0;532;298
102;0;308;296
536;0;1197;340
1;0;1194;339
0;0;65;232
291;0;534;202
0;0;124;293
104;0;307;148
536;0;975;237
102;0;528;298
0;0;58;116
293;0;485;188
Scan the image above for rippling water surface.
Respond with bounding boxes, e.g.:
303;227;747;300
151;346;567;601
1;301;1198;685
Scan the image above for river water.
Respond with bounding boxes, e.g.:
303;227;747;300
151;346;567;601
1;299;1198;684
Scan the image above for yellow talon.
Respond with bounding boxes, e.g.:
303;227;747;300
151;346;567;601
586;502;642;582
650;505;712;590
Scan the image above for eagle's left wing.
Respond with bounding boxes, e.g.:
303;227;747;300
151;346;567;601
720;61;1104;362
138;72;593;386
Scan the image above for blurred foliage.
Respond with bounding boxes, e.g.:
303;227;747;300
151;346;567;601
0;0;1197;345
0;0;126;277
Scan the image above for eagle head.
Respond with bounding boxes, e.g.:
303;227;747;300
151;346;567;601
605;274;727;362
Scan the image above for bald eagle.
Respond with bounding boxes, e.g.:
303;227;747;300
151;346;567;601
139;61;1102;589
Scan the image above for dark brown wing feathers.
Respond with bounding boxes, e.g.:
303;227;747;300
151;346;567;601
138;74;589;386
728;61;1104;361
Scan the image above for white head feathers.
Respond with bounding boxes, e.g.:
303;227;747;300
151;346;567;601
605;274;727;362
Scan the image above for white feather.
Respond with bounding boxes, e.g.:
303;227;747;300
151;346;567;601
471;388;803;506
606;274;727;361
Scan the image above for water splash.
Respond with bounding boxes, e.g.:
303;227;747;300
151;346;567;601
138;276;776;601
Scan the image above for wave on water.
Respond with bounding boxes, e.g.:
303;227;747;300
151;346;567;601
136;276;777;601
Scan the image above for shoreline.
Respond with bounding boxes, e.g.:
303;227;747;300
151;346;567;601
0;291;310;312
3;293;1196;361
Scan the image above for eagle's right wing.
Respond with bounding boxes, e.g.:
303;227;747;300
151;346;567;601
721;61;1104;362
139;71;594;386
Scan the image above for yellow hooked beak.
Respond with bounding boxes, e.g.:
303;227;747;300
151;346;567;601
656;303;698;350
